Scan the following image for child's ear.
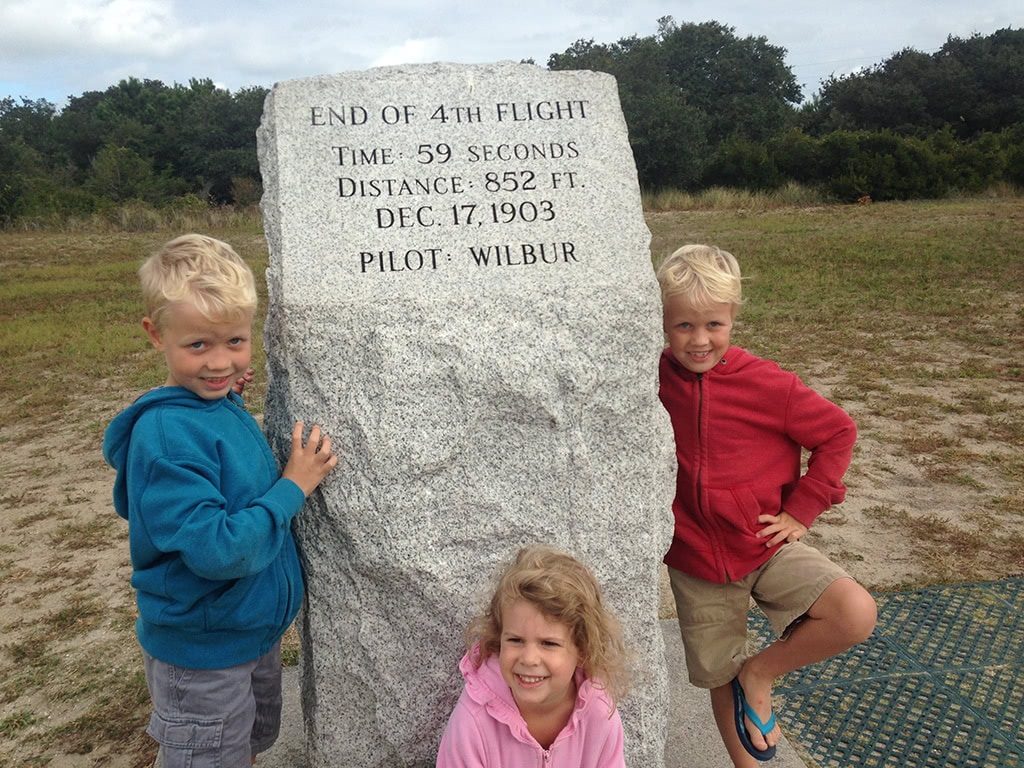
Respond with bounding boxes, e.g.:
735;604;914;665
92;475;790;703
142;317;163;349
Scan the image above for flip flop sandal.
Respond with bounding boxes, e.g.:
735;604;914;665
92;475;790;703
731;676;777;762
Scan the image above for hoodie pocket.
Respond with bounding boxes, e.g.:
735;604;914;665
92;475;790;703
705;486;761;535
202;575;275;633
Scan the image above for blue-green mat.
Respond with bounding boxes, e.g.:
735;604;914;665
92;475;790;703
748;577;1024;767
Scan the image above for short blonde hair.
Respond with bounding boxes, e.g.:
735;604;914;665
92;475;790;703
139;234;257;328
655;244;743;308
467;544;629;706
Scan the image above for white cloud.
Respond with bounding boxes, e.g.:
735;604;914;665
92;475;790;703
0;0;190;56
369;38;446;68
2;0;1019;105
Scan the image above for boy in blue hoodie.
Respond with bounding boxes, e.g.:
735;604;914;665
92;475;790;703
103;233;338;766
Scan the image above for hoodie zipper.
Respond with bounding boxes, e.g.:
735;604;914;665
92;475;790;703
695;372;732;582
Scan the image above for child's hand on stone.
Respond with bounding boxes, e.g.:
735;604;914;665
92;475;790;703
756;511;807;548
283;421;339;496
232;368;255;395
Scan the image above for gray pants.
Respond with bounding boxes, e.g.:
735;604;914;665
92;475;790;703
143;642;282;767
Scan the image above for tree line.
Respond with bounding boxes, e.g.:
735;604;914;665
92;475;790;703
2;20;1022;224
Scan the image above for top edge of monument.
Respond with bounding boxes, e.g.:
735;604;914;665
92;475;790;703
266;61;616;92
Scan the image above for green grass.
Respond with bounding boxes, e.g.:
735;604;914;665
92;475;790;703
0;710;37;737
647;198;1024;382
0;229;270;426
0;196;1021;765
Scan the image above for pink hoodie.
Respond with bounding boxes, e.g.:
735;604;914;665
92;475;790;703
436;647;625;768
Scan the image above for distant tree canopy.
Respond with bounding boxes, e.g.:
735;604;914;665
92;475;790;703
0;78;267;222
802;28;1024;138
549;17;802;188
1;24;1022;224
549;22;1023;198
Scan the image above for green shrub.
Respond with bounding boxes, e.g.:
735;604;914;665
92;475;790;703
928;129;1004;193
230;176;262;206
701;136;782;190
768;129;823;184
998;125;1024;187
819;130;947;201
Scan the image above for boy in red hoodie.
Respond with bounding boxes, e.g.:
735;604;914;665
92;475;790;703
657;244;877;766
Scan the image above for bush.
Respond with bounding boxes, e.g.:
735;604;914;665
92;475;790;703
928;129;1005;193
768;129;823;184
998;125;1024;188
230;176;262;206
701;136;781;190
819;130;946;201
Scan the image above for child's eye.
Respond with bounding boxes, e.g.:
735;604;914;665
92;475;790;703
228;337;245;346
542;640;562;648
504;636;523;645
188;341;205;350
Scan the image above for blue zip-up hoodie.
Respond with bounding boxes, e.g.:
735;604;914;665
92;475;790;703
103;386;306;669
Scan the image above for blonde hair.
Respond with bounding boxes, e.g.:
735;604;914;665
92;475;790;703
467;544;629;706
139;234;257;328
655;244;744;308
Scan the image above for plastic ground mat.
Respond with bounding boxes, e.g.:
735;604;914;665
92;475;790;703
748;577;1024;768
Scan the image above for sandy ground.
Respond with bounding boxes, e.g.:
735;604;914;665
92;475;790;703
1;355;1021;765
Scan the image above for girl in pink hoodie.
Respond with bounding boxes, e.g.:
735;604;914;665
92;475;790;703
437;545;628;768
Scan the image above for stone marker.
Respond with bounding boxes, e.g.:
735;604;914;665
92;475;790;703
257;61;675;768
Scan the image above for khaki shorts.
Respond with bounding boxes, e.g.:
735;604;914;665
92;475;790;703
668;541;851;689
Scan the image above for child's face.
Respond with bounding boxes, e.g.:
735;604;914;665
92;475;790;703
143;301;253;400
663;294;735;374
499;599;580;718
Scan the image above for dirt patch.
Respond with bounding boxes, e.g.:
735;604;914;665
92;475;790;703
2;350;1021;766
0;389;152;767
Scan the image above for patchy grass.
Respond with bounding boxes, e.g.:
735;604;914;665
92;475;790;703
0;710;37;737
862;504;1024;584
3;594;105;665
0;197;1021;765
0;229;270;429
49;517;119;550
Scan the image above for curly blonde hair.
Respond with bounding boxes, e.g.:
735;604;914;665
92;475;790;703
139;233;257;329
467;544;630;706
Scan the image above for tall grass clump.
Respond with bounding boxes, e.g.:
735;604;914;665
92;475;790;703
5;197;265;234
643;183;828;212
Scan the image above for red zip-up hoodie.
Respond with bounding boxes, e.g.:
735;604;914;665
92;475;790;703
659;346;856;584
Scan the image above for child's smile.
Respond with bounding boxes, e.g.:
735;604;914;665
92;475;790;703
499;600;580;719
663;295;735;374
144;301;253;400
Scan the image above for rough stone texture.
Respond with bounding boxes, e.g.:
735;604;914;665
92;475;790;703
258;62;674;767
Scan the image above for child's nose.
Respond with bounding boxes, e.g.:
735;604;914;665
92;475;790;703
521;644;541;664
207;347;231;371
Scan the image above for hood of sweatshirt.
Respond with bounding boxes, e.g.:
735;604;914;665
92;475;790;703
660;344;757;381
459;644;600;746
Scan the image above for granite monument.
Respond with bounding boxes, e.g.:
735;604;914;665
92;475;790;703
257;61;674;767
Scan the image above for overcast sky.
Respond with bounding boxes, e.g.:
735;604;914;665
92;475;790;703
1;0;1019;107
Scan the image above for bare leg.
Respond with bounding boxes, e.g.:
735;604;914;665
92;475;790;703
736;577;877;754
710;683;761;768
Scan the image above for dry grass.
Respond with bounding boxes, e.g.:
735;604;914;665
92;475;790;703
0;196;1021;765
647;197;1024;587
643;182;827;212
